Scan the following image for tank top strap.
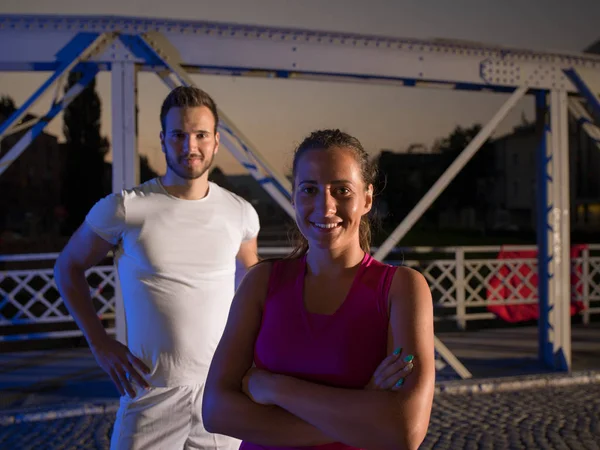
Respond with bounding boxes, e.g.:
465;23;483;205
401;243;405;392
378;263;398;317
362;253;398;319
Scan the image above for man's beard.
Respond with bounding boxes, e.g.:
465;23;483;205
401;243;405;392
165;151;215;180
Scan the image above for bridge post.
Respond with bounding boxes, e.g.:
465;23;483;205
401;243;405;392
536;89;572;371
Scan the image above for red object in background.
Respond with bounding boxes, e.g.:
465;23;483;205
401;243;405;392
486;245;587;323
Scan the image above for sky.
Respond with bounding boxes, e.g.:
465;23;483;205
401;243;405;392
0;0;598;175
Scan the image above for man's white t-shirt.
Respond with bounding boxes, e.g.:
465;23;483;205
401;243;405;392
85;178;260;387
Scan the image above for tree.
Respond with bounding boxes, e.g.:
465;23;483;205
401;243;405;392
61;72;108;235
0;95;16;124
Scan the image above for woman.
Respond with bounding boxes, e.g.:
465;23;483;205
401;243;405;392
203;129;435;450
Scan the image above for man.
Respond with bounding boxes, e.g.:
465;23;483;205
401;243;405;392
54;86;260;449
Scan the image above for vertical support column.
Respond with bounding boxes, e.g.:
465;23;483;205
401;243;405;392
111;61;139;344
455;248;466;330
111;61;139;193
536;90;572;371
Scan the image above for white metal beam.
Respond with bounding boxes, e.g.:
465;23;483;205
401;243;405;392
434;336;472;379
374;86;528;261
536;90;572;371
1;15;599;93
219;133;295;218
568;97;600;151
111;60;138;345
111;61;139;193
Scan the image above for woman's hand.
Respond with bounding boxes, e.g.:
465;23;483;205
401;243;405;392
242;367;278;405
365;348;415;391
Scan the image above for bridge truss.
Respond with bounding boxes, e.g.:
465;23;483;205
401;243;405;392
1;14;600;376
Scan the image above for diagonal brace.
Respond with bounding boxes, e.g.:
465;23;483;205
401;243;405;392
374;86;528;261
0;32;115;141
0;63;100;177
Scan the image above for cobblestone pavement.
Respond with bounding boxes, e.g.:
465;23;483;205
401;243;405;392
1;383;599;450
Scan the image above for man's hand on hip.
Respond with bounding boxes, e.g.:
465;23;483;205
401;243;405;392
90;336;151;397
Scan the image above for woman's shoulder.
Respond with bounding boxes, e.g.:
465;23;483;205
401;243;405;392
389;266;431;307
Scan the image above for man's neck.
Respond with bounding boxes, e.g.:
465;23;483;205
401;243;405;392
160;174;210;200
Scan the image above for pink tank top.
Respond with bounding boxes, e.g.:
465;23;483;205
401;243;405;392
240;252;397;450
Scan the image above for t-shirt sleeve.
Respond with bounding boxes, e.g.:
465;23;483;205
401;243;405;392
241;199;260;242
84;193;126;245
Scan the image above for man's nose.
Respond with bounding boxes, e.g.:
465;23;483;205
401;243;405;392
183;135;197;152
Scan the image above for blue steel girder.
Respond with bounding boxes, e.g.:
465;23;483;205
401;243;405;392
564;68;600;124
0;31;114;140
0;63;100;177
1;14;600;94
0;31;115;177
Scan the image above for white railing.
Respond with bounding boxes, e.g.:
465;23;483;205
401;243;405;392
1;244;599;341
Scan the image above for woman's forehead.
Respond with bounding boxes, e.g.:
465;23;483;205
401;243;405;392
295;147;361;178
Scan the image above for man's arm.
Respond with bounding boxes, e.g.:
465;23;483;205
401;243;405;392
54;223;116;348
236;236;259;269
54;223;150;396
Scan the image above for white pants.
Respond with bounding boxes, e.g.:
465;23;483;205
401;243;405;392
110;384;241;450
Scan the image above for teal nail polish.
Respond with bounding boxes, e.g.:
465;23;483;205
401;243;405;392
404;354;414;363
395;378;404;387
393;347;403;356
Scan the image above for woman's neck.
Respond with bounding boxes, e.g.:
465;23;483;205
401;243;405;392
305;244;365;277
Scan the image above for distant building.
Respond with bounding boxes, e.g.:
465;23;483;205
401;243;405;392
375;115;600;233
489;124;539;230
491;117;600;231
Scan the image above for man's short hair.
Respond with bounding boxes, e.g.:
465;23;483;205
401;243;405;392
160;86;219;134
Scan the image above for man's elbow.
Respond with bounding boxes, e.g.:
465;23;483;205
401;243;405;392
53;253;69;285
201;391;225;434
202;410;218;434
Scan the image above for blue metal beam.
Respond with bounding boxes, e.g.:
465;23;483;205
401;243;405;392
564;69;600;125
0;63;100;177
0;33;105;140
535;91;553;368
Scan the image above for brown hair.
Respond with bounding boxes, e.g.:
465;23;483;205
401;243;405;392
287;129;378;259
160;86;219;134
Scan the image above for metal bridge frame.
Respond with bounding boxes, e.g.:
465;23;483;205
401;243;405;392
1;14;600;377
